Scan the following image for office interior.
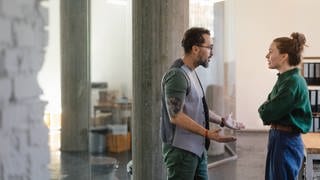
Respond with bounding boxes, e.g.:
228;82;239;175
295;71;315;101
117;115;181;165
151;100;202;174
1;0;320;180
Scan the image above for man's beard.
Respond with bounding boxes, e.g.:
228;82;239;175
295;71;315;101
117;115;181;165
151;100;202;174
198;59;209;68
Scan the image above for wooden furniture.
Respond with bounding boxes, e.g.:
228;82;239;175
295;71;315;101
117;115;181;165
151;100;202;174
93;103;131;118
301;133;320;179
92;100;132;153
106;133;131;153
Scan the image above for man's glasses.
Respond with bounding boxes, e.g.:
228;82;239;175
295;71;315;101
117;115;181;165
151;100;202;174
197;45;213;51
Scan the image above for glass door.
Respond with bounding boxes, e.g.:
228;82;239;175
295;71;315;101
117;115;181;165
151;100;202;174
89;0;132;179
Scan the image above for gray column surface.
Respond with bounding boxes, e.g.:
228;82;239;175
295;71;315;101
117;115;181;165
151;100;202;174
132;0;188;179
60;0;90;151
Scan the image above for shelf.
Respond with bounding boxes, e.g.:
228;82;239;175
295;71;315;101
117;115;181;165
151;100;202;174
308;86;320;90
303;57;320;123
313;112;320;118
303;56;320;61
303;59;320;63
301;57;320;86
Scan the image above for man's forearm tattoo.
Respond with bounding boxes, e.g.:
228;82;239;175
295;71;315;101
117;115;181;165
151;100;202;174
166;97;183;118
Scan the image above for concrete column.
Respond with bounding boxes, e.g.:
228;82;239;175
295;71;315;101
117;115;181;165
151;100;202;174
60;0;90;151
132;1;188;179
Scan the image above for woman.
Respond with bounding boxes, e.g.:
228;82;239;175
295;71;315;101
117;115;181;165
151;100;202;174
258;32;312;180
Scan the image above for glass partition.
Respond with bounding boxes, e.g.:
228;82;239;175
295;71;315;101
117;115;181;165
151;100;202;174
43;0;235;178
43;0;133;179
41;0;90;179
89;0;132;179
189;0;237;166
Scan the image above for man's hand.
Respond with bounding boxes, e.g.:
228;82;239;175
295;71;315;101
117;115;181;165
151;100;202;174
223;113;245;130
207;129;237;143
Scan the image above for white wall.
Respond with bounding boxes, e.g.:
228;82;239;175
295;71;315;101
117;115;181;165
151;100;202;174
38;0;61;115
91;0;132;98
229;0;320;130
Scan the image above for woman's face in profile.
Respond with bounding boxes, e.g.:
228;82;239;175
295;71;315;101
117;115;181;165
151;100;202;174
265;42;286;70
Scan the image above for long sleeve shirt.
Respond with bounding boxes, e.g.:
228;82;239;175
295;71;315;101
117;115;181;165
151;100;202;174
258;68;312;133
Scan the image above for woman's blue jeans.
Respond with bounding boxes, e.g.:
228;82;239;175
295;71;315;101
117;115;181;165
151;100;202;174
265;129;304;180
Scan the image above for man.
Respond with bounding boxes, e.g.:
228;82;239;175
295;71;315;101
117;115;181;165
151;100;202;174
160;27;245;180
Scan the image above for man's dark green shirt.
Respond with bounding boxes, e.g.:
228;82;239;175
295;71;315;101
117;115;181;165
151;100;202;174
258;68;312;133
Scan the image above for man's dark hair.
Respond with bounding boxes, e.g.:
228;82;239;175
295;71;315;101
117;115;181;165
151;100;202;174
181;27;211;53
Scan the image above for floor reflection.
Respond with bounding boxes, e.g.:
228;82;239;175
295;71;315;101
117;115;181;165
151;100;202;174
49;130;268;180
49;130;131;180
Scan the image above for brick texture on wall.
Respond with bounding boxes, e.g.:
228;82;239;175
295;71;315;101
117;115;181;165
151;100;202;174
0;1;49;180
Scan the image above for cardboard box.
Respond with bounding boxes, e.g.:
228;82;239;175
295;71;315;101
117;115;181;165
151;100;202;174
106;133;131;153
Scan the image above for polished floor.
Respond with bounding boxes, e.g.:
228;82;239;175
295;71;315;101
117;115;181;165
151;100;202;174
49;131;269;180
208;131;268;180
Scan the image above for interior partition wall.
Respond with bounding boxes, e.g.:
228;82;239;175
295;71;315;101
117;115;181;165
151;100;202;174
57;0;237;179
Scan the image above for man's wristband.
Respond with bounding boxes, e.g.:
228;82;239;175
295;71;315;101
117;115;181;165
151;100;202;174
204;129;208;138
220;117;225;127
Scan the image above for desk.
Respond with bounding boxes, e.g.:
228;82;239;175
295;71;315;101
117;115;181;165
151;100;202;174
93;102;132;125
301;133;320;180
93;103;113;120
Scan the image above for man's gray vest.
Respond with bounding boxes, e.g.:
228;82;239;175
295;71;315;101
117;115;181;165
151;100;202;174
160;59;210;153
